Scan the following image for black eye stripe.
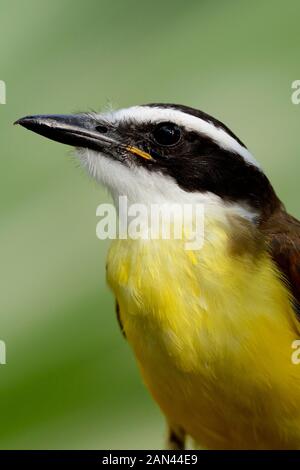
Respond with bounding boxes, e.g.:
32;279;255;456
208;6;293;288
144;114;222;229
152;122;181;147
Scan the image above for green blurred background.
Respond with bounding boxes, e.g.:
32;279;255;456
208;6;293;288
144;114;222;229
0;0;300;449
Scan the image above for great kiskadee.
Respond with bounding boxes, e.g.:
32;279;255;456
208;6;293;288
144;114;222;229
16;104;300;449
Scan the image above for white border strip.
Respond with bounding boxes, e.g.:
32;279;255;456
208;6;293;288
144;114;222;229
106;105;259;168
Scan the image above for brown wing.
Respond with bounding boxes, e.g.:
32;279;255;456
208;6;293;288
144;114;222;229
115;300;126;338
106;261;126;338
262;209;300;318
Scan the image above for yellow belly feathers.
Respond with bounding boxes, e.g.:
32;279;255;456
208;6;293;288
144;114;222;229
106;214;300;449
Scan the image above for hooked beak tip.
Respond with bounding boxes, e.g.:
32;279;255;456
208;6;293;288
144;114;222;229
14;116;37;128
14;117;25;126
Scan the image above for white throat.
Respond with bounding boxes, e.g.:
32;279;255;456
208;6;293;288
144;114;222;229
78;148;258;224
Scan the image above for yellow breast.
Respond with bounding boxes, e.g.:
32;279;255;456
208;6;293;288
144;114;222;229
106;215;300;449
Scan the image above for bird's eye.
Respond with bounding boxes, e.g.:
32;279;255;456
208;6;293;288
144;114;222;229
152;122;181;146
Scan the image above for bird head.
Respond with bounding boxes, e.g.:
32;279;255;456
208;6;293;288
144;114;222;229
15;103;280;221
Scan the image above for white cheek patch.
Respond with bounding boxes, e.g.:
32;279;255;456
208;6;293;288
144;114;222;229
101;105;259;169
77;148;258;225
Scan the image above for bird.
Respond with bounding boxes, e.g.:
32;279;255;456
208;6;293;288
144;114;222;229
15;103;300;449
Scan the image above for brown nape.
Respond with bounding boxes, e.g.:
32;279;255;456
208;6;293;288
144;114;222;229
260;206;300;319
227;200;300;320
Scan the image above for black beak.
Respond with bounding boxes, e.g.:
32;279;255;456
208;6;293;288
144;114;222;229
14;114;118;152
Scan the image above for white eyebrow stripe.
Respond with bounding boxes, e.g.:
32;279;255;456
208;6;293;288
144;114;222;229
104;105;259;168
